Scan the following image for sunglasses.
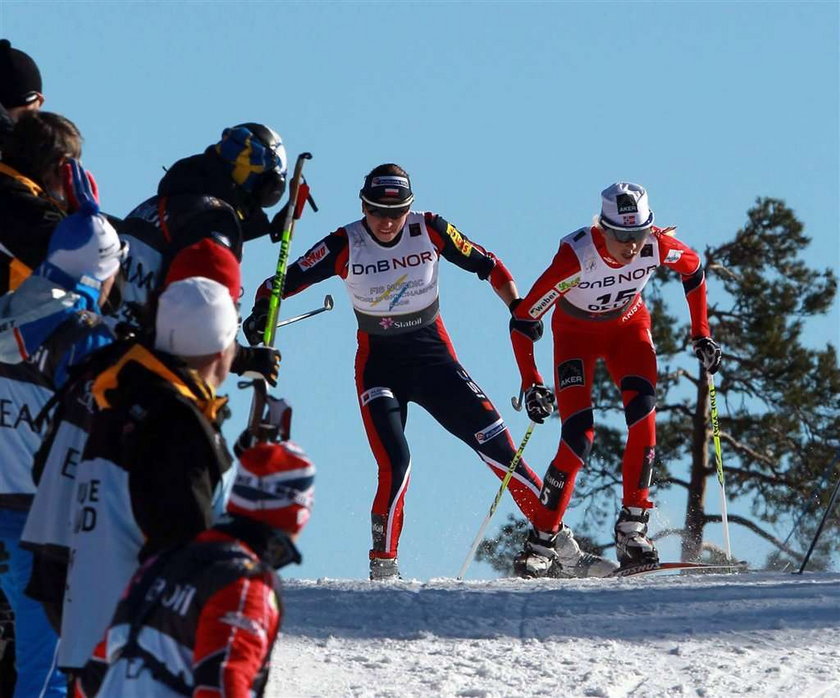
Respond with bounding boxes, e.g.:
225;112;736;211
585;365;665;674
605;226;651;244
366;205;410;220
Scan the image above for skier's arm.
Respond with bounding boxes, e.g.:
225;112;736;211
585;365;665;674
192;574;281;698
509;243;582;389
243;229;348;345
655;231;710;338
424;213;517;304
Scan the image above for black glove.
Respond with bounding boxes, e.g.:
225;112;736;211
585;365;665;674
693;336;721;375
231;343;280;386
524;384;556;424
509;298;544;341
242;297;270;346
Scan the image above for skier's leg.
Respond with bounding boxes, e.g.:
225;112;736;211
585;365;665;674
411;361;544;522
355;347;410;575
605;325;660;566
605;326;658;509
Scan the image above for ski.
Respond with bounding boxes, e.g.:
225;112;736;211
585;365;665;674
609;561;748;578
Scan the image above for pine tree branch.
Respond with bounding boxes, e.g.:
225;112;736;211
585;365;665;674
702;513;802;559
654;476;691;488
659;403;694;418
716;432;778;468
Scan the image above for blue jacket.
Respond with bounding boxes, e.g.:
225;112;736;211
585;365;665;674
0;262;114;501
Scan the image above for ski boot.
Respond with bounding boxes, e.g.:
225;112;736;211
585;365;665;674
615;506;660;568
513;525;617;579
513;528;557;578
369;557;401;581
551;524;619;578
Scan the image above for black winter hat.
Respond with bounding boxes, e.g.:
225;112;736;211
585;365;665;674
0;39;42;109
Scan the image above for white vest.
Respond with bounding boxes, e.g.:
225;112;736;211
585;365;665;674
562;227;661;317
343;214;441;334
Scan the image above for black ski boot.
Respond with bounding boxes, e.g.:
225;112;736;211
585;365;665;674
615;506;659;568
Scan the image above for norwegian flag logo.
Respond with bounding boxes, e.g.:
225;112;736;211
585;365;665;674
383;187;400;196
622;214;637;225
379;317;395;330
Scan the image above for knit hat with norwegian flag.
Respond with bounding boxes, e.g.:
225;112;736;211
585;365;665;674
227;441;315;537
599;182;655;232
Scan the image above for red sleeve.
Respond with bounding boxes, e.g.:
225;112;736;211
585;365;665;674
654;230;710;338
509;243;582;388
192;575;281;698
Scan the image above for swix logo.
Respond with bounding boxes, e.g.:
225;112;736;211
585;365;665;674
298;242;329;270
351;251;434;275
664;249;683;263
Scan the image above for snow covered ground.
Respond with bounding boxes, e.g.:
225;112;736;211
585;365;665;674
269;571;840;698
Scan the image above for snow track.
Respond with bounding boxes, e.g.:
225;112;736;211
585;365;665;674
269;573;840;697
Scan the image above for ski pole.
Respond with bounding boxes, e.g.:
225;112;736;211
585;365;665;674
262;152;312;347
248;152;313;435
707;372;733;561
797;454;840;574
457;421;536;580
275;294;333;329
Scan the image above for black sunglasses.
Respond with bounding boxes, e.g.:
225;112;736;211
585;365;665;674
366;205;410;220
605;226;650;243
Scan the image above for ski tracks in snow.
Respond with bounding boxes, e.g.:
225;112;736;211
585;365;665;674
269;573;840;697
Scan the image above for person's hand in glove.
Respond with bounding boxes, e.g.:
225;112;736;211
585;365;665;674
230;342;280;386
242;297;270;346
524;384;556;424
508;298;544;341
693;336;722;375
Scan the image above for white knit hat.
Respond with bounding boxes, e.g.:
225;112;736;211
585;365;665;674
46;206;127;282
154;277;239;356
599;182;655;231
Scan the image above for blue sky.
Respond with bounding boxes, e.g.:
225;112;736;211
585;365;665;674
4;1;837;580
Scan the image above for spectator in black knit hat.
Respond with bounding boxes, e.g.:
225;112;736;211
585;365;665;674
0;39;44;152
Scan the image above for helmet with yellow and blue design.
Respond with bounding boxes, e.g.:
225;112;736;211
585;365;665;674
215;123;287;208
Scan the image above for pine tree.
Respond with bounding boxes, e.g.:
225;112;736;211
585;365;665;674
478;198;839;573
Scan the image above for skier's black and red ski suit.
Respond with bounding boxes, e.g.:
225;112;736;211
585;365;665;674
510;224;711;528
255;212;547;560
